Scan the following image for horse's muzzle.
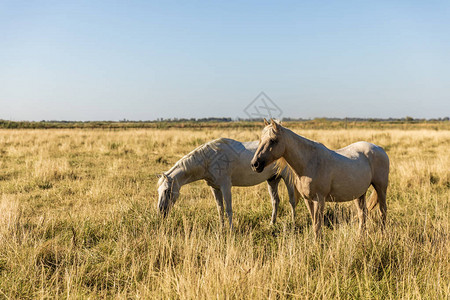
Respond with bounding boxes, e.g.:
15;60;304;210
251;159;265;173
158;202;169;218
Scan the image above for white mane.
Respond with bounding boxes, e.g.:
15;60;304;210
158;138;232;186
175;139;222;170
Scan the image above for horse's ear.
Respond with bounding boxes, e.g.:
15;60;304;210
263;118;269;126
272;119;281;132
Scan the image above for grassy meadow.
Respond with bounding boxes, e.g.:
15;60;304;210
0;125;449;299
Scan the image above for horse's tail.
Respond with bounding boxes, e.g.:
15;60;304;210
367;145;389;212
366;188;378;211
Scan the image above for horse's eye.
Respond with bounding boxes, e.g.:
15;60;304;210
270;139;277;145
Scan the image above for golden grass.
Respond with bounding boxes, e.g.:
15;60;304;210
0;127;449;299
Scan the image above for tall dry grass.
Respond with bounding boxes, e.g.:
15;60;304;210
0;127;448;299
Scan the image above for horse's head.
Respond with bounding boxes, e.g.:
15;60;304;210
251;118;286;173
157;173;179;217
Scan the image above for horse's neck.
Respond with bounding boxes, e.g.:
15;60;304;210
282;128;318;176
169;164;205;188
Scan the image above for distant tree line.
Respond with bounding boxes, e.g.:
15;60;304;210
0;116;448;129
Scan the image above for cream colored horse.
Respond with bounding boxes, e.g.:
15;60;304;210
251;119;389;238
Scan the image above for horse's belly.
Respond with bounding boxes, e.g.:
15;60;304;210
329;168;372;202
329;184;371;202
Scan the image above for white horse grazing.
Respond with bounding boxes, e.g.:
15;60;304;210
251;119;389;238
157;138;297;229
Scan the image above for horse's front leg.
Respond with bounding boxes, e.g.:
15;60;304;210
355;192;367;235
304;198;314;222
285;180;298;224
267;177;281;225
313;195;325;240
210;187;224;228
220;183;233;231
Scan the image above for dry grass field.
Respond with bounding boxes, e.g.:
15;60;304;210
0;125;449;299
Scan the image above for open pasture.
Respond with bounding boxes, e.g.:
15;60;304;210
0;126;449;298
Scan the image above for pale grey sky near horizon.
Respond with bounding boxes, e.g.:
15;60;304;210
1;1;449;121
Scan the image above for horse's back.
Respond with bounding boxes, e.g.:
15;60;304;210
336;141;375;156
336;141;389;183
337;141;387;160
209;138;278;186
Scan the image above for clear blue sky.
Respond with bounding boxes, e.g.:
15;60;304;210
1;1;449;121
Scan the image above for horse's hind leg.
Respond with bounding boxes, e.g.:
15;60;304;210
267;176;281;224
354;192;367;235
210;187;224;228
313;195;325;240
220;183;234;231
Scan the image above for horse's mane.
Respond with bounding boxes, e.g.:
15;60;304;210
158;138;229;186
274;157;296;186
176;139;222;170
